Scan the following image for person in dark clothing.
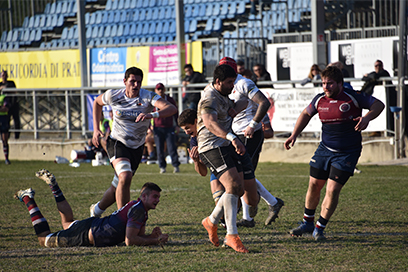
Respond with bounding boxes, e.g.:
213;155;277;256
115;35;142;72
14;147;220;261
0;70;19;139
182;64;207;111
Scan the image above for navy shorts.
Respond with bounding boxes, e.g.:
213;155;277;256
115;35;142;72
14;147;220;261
309;143;361;184
106;137;144;175
0;115;9;133
46;217;96;247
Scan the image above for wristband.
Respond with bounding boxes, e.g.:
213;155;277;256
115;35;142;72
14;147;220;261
226;132;237;141
150;112;159;118
249;120;259;128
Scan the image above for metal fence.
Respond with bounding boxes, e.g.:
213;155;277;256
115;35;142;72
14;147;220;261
3;77;404;141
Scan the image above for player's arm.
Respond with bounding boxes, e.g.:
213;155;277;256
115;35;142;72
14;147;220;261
202;112;245;155
353;99;385;131
136;97;177;122
188;145;207;176
284;108;312;150
262;121;274;139
244;92;271;138
92;94;105;147
125;226;168;246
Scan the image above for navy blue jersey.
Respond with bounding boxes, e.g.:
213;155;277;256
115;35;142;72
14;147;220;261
306;88;377;152
90;199;147;247
190;136;198;149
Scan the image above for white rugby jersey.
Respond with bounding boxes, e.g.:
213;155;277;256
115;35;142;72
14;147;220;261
102;88;160;149
229;74;263;134
197;84;235;153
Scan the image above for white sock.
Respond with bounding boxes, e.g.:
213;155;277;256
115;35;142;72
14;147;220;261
241;196;253;221
94;202;105;216
209;193;225;224
256;178;277;206
224;194;238;235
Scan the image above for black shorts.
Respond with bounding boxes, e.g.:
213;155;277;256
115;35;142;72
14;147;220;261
199;144;255;180
106;137;144;175
237;129;264;170
0;115;9;133
46;217;96;247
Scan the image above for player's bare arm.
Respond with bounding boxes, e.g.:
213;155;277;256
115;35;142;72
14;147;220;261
188;146;207;176
92;95;105;147
353;99;385;131
135;97;177;122
284;108;312;150
244;92;271;138
202;112;246;155
125;226;168;246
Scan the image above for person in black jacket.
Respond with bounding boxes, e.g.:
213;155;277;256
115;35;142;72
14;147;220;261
182;64;206;111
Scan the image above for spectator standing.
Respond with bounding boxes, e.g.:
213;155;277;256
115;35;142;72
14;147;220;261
301;64;322;87
236;60;246;75
153;83;180;174
182;64;206;110
0;70;20;139
0;85;11;164
252;64;274;88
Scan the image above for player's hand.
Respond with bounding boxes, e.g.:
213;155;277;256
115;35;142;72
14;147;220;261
232;138;246;155
158;234;169;244
135;113;153;122
228;108;238;118
92;129;104;147
353;116;369;131
151;227;162;238
243;126;255;138
188;146;200;162
284;135;296;150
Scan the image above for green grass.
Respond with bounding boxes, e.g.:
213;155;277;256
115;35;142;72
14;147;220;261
1;161;407;271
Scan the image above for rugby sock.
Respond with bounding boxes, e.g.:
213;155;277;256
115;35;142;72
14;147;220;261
316;216;329;231
240;197;253;221
256;178;278;206
224;194;239;235
303;207;315;223
22;196;50;235
48;182;66;203
212;190;225;205
3;143;8;160
93;202;106;216
210;193;225;225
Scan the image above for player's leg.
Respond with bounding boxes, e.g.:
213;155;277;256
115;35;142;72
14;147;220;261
90;182;117;217
165;127;180;172
154;127;167;172
35;169;74;229
1;129;10;164
14;188;51;246
112;159;133;209
210;173;225;204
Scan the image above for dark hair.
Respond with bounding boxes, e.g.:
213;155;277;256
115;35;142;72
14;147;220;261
321;66;343;84
236;60;245;66
308;64;321;79
178;108;197;126
141;182;162;196
184;64;193;70
212;64;237;85
125;67;143;80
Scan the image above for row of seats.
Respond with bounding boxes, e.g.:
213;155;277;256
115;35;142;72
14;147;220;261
23;14;65;31
44;0;77;17
184;2;246;20
106;0;176;10
0;29;42;46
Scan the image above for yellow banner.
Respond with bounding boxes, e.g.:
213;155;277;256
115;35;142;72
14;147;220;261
0;50;82;88
126;46;151;87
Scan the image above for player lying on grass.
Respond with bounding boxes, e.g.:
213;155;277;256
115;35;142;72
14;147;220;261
14;169;168;247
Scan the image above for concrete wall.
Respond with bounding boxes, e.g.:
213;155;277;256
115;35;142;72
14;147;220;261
5;137;396;164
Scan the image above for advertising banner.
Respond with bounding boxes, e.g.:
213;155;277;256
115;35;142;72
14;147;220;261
90;47;127;87
0;50;82;88
86;94;112;131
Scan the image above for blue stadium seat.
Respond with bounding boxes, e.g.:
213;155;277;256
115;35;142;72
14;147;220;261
114;11;121;23
155;21;163;34
139;9;146;21
110;24;118;37
159;35;166;43
166;34;174;42
120;10;127;22
44;3;51;14
142;0;149;8
158;7;166;20
197;3;206;20
161;0;168;5
133;37;140;43
117;24;124;36
28;16;35;28
146;8;153;21
91;26;98;38
55;2;62;14
135;23;143;35
126;37;133;44
95;11;103;25
11;30;20;42
236;1;245;16
142;23;149;36
33;15;41;28
85;12;90;24
106;0;113;10
89;12;96;25
220;3;229;18
151;7;159;21
203;18;213;35
39;41;47;49
129;24;136;36
101;10;109;24
61;1;68;14
123;23;130;36
22;17;29;28
212;3;221;17
39;15;47;29
104;25;111;37
185;5;193;18
124;0;131;9
49;2;56;14
227;2;237;18
88;39;95;47
0;31;7;42
168;0;174;5
162;21;169;33
111;0;118;10
49;40;58;48
149;0;156;7
108;11;115;23
118;0;125;9
69;1;77;17
169;21;176;33
148;22;156;35
5;30;13;43
129;0;137;8
136;0;143;8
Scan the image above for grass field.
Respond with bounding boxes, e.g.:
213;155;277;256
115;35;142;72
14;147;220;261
1;161;407;271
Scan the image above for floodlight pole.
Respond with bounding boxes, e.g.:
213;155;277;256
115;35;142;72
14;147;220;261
175;0;185;113
311;0;326;68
